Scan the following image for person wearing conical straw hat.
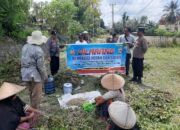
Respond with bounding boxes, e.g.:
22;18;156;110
0;82;41;130
21;30;48;110
106;101;140;130
95;73;126;119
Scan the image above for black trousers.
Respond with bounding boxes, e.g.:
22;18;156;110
126;53;131;75
50;56;59;75
132;57;144;79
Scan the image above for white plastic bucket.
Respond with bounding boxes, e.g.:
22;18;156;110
63;83;72;94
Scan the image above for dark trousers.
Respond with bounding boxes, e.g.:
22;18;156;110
50;56;59;75
126;53;131;75
132;57;144;80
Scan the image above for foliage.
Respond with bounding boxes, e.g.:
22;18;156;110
126;87;179;130
114;16;158;35
67;20;84;36
122;12;129;28
0;56;21;84
0;0;30;36
163;0;180;24
42;0;78;34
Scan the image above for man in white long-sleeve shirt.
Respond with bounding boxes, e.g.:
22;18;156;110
117;27;135;76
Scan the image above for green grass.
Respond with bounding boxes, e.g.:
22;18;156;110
1;46;180;130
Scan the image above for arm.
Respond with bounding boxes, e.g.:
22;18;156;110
26;106;42;114
102;91;119;100
20;112;34;122
45;39;51;58
141;39;148;53
36;49;48;81
128;36;135;48
117;36;121;43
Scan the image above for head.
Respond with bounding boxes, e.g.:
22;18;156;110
124;27;131;36
27;30;47;45
82;31;89;40
78;34;84;42
0;82;25;102
112;33;117;38
101;74;125;90
137;27;145;37
51;30;57;40
108;101;136;129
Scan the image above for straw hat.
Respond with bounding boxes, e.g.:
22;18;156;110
27;30;47;45
108;101;136;129
101;74;125;90
0;82;26;101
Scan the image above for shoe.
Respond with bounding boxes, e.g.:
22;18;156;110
137;79;142;84
129;78;137;82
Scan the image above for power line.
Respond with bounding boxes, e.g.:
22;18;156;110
137;0;154;15
119;0;129;13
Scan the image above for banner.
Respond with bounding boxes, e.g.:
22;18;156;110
66;43;127;74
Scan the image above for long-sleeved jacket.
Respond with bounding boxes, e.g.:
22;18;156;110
21;43;47;82
102;88;125;102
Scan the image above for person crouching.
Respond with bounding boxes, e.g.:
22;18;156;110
106;101;140;130
95;74;125;120
0;82;41;130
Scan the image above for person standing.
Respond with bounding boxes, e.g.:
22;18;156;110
46;31;60;75
131;27;148;84
75;33;88;44
111;33;118;43
117;27;135;76
82;31;92;43
21;30;48;109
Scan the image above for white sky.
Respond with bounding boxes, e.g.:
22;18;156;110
33;0;175;26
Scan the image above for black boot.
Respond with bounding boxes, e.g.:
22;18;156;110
137;77;142;84
129;77;137;82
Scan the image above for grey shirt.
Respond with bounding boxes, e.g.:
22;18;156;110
133;36;148;59
21;43;47;82
117;34;135;54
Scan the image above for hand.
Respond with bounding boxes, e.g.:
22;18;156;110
95;96;105;106
28;112;35;119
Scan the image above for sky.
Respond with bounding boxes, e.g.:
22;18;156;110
33;0;175;26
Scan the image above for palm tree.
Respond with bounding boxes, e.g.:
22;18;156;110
122;12;129;28
163;0;180;24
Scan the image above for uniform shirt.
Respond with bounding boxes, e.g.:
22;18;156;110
46;38;60;57
117;34;135;54
21;43;47;82
133;36;148;59
0;97;27;130
102;88;125;102
75;40;88;44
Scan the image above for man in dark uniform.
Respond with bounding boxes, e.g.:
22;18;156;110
131;27;148;84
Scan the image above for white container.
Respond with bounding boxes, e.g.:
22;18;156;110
63;83;73;94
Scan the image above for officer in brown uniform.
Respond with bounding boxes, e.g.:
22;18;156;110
131;27;148;84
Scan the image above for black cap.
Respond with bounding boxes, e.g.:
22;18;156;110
51;30;57;35
125;27;131;32
138;27;145;33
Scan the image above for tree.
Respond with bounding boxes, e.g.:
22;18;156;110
140;16;148;26
122;12;129;28
163;0;180;24
43;0;78;34
81;0;101;35
0;0;30;35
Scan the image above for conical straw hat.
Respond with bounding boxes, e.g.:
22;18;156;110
0;82;25;101
108;101;136;129
101;74;125;90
